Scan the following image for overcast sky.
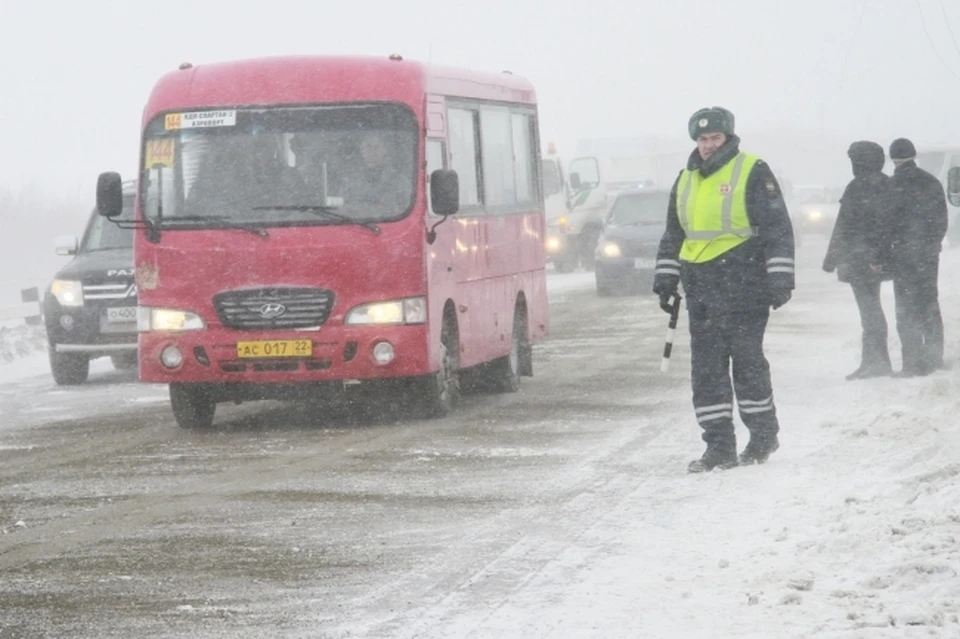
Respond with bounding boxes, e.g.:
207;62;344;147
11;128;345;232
3;0;960;197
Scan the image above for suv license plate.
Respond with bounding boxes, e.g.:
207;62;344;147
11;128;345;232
106;307;137;323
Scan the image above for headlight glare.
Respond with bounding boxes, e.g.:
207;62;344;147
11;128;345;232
601;241;622;258
345;297;427;325
138;306;205;332
51;280;84;307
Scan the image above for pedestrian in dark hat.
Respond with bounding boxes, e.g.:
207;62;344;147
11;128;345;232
883;137;948;376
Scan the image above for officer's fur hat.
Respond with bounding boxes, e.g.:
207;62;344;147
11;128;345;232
688;107;735;140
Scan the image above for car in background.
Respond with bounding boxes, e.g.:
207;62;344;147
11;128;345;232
44;181;137;385
594;187;670;296
790;185;842;237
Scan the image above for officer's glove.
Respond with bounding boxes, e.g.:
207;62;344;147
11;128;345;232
659;292;677;314
769;288;792;310
822;262;835;273
653;281;678;314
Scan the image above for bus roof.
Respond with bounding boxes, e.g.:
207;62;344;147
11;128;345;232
143;55;537;126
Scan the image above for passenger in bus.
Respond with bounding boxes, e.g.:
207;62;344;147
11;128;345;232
342;129;412;212
187;133;307;216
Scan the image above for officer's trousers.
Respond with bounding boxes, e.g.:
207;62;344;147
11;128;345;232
688;306;779;449
894;256;944;374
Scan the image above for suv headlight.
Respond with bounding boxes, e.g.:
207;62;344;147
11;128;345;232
600;241;622;258
51;279;84;307
138;306;206;332
344;297;427;325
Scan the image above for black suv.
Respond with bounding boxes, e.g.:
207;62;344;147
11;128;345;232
594;187;670;296
44;181;137;384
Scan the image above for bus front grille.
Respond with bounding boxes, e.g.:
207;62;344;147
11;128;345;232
213;287;334;330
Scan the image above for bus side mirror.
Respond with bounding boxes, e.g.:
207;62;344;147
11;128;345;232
569;172;582;191
97;172;124;218
430;169;459;217
948;167;960;207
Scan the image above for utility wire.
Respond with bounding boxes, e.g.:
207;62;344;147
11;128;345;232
940;0;960;58
916;0;960;80
838;0;868;92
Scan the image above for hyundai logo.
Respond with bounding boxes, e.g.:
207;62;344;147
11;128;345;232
258;303;286;318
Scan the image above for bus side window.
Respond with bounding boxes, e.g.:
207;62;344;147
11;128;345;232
427;139;446;215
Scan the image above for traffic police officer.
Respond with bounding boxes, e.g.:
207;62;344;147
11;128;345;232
653;107;796;473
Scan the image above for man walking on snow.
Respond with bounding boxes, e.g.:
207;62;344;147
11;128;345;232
653;106;796;473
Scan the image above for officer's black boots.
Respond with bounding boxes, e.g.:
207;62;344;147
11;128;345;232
738;435;780;465
687;443;738;473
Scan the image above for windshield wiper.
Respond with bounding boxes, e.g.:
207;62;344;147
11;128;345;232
253;205;381;235
161;215;269;238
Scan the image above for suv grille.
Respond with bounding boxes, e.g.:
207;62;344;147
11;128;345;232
213;287;335;330
83;281;137;300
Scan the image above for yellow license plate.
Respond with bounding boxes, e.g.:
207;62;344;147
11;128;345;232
236;339;312;358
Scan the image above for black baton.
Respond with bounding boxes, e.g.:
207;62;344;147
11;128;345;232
660;293;682;373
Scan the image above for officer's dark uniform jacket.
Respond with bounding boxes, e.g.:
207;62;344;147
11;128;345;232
653;136;795;312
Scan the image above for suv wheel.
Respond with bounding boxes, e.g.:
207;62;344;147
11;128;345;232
49;350;90;385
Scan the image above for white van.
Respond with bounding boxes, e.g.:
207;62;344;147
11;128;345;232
911;148;960;247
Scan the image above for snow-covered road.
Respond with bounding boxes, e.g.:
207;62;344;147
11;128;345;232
1;242;959;638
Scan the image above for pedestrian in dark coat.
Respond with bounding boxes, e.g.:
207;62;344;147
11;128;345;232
884;138;948;376
822;141;893;380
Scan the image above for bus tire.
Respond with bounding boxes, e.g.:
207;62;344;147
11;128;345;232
487;305;527;393
170;383;216;430
49;350;90;386
415;314;460;418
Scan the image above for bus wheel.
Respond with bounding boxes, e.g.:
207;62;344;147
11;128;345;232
415;317;461;418
49;350;90;386
170;383;217;430
486;306;527;393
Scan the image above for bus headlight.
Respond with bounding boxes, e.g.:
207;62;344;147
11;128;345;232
51;280;84;307
344;297;427;325
138;306;206;332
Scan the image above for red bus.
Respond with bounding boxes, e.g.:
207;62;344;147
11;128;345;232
95;55;549;429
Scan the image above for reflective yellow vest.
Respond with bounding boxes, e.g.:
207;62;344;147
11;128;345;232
677;153;759;263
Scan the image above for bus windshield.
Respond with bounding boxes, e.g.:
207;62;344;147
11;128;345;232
141;103;418;227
